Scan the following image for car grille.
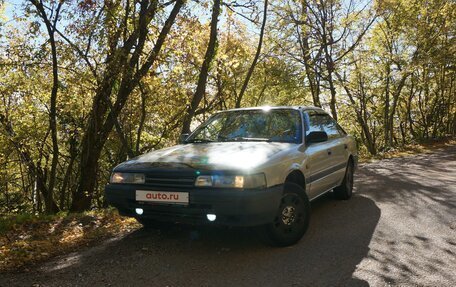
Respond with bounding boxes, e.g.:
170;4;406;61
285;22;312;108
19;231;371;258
144;172;196;188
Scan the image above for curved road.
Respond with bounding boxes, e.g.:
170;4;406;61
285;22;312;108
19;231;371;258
1;146;455;286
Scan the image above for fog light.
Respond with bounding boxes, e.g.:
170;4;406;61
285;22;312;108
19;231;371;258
206;214;216;222
135;208;144;215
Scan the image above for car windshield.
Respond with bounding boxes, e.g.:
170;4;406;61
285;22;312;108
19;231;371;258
186;109;302;143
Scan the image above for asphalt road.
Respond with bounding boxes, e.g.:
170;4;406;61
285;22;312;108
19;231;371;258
1;146;455;287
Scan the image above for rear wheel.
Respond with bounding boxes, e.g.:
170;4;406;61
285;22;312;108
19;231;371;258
334;160;354;200
262;182;310;247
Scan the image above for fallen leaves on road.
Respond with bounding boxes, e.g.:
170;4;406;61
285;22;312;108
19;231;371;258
360;137;456;162
0;209;140;272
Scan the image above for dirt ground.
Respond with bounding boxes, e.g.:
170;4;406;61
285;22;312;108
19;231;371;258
1;145;455;287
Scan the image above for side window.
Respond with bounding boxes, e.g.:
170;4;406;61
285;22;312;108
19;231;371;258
307;114;325;134
336;124;347;136
307;113;343;140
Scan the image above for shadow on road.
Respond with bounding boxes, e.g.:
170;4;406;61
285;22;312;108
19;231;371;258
351;147;456;285
356;152;456;219
3;193;380;287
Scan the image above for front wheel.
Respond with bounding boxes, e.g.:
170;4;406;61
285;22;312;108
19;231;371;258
261;182;310;247
334;160;354;200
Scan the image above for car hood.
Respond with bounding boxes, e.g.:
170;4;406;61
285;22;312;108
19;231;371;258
114;142;295;172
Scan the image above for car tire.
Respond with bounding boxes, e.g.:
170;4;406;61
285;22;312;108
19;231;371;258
261;182;310;247
334;160;354;200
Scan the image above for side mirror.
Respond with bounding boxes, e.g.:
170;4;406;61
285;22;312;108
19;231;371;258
306;131;328;145
179;133;190;144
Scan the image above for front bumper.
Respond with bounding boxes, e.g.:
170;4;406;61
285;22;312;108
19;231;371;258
105;184;283;226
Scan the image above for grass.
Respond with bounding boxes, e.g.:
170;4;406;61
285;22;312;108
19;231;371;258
0;208;140;272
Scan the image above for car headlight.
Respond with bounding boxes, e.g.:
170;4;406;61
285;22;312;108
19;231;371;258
110;172;145;184
195;174;266;189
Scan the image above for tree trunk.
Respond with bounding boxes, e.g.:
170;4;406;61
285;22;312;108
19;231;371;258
407;77;416;139
384;63;391;148
336;72;376;155
30;0;63;214
136;83;148;154
295;0;321;107
388;72;409;147
235;0;268;108
327;70;338;121
70;0;184;212
343;85;376;154
59;154;76;210
181;0;221;134
322;29;337;120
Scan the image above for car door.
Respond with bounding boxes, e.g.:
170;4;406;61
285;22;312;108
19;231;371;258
319;114;348;187
304;112;346;199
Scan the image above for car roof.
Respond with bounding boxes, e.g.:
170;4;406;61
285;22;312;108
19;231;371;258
222;106;327;113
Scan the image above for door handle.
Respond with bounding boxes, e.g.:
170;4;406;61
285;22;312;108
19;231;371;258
327;149;332;155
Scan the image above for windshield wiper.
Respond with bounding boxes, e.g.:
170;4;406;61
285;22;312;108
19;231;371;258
185;138;214;143
222;137;272;142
